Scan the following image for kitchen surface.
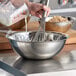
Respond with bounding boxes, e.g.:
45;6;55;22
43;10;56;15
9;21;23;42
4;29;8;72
0;45;76;76
0;0;76;76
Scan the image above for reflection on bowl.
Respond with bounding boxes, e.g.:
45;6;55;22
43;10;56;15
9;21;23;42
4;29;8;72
7;31;68;59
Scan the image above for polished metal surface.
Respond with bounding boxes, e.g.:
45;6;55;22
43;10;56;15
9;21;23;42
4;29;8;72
6;31;68;59
0;50;76;75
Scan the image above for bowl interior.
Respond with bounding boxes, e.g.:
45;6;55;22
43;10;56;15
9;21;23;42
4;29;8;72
45;16;73;23
7;31;68;42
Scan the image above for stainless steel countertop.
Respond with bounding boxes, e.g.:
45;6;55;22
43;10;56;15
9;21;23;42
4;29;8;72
0;50;76;76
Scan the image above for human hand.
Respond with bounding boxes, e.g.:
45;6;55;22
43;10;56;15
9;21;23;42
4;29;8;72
11;0;51;18
28;2;51;18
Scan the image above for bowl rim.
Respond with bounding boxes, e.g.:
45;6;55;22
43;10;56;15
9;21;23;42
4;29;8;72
43;16;73;25
6;31;69;43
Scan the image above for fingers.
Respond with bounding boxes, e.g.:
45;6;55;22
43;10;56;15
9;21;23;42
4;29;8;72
46;8;51;16
35;8;50;18
29;2;51;18
35;13;42;18
36;10;43;18
35;12;42;18
37;4;51;17
43;6;51;16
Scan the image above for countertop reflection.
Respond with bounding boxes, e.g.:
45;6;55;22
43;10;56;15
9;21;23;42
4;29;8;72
0;50;76;74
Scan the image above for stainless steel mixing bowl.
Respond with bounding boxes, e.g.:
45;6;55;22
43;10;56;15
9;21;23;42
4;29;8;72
7;31;68;59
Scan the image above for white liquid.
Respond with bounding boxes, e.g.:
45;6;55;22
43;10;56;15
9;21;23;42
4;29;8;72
25;16;28;32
